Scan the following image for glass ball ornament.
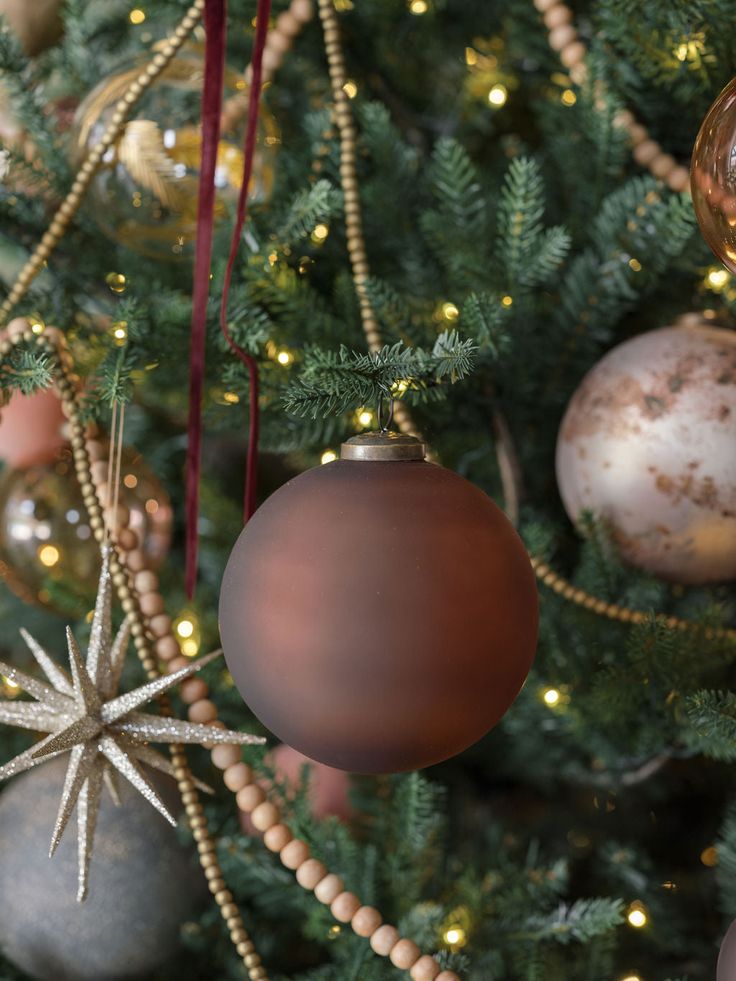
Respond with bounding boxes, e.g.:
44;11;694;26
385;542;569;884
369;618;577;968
555;319;736;583
718;918;736;980
0;386;66;469
219;432;539;774
0;446;172;615
0;758;203;981
692;76;736;274
71;46;278;260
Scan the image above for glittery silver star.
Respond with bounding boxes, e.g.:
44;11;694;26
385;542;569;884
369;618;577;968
0;546;264;901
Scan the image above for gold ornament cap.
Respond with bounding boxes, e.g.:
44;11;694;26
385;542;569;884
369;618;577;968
340;431;426;462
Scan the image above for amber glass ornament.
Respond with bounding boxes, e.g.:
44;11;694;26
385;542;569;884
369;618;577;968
692;77;736;273
219;432;539;774
0;446;172;615
71;47;278;260
556;320;736;584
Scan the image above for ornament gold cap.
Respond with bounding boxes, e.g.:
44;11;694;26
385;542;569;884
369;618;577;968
340;431;426;461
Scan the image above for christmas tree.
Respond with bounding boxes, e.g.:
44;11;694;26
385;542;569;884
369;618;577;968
0;0;734;979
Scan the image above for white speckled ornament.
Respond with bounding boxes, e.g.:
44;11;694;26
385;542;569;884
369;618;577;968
556;321;736;584
718;918;736;980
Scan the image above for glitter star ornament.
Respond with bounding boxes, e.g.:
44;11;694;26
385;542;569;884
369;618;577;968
0;546;263;901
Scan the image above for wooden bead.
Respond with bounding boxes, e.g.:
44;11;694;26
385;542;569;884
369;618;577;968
91;460;109;484
351;906;382;937
666;165;690;193
280;838;310;870
330;891;361;923
632;138;660;165
236;783;266;813
266;29;291;55
649;152;676;179
155;636;180;661
139;592;165;617
224;762;253;792
370;924;401;956
263;823;293;852
411;956;441;980
390;939;421;970
291;0;313;21
276;11;300;35
116;527;138;552
211;743;241;769
435;974;461;981
262;48;282;74
188;698;217;723
125;549;147;572
7;318;27;340
311;872;342;904
613;108;635;130
543;4;571;28
149;613;172;637
627;122;648;145
168;656;189;674
251;801;281;832
180;677;209;704
295;858;327;889
548;23;576;50
559;41;586;68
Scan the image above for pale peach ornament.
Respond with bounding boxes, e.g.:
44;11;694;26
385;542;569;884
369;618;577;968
0;387;65;468
239;742;353;835
556;322;736;583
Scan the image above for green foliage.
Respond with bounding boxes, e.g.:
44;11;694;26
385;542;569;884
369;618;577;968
0;344;54;394
684;690;736;761
495;157;570;290
276;180;342;245
519;897;625;944
459;291;512;355
283;332;476;418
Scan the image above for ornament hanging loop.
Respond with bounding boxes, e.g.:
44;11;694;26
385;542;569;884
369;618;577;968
377;392;394;433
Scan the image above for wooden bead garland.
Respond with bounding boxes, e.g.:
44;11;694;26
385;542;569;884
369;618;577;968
531;0;690;192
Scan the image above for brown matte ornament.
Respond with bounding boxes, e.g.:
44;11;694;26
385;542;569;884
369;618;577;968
719;919;736;980
0;0;63;56
219;432;539;773
692;77;736;274
556;322;736;583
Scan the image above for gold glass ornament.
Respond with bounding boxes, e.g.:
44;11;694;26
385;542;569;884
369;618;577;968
0;446;172;615
71;46;278;260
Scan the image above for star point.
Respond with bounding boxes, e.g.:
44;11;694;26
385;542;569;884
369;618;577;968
0;546;264;900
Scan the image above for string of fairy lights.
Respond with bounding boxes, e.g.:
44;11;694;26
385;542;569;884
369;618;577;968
0;5;724;974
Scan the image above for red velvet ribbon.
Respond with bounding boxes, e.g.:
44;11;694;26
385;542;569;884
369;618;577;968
219;0;272;524
185;0;272;599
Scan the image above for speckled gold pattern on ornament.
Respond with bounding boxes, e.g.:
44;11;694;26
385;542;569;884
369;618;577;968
556;322;736;583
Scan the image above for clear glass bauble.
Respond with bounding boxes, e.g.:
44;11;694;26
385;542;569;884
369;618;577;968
71;45;278;260
0;446;172;616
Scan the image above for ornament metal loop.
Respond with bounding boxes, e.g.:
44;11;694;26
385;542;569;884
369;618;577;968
377;392;394;433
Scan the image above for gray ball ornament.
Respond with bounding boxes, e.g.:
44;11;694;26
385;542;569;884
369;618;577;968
718;918;736;980
0;758;203;980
